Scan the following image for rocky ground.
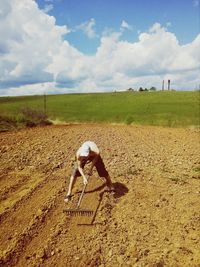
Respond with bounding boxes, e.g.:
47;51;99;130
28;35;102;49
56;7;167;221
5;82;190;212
0;124;199;267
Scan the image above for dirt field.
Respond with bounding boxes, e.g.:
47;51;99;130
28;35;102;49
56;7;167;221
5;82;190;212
0;124;199;267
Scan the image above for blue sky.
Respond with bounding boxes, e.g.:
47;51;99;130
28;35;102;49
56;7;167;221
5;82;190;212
36;0;200;54
0;0;199;96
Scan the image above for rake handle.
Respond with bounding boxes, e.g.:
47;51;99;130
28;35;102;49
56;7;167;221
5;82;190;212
77;176;89;209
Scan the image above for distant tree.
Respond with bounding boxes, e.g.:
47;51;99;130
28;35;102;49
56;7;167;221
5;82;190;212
149;86;157;91
127;88;134;92
144;88;148;91
139;87;144;91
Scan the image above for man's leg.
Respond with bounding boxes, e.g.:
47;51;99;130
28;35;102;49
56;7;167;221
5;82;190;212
104;174;115;191
95;156;115;192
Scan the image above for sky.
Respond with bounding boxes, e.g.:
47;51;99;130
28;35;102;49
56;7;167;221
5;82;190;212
0;0;200;96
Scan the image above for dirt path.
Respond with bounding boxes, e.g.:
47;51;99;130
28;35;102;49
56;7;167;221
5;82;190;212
0;124;199;267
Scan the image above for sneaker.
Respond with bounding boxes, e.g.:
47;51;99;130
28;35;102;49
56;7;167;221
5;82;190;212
64;195;72;203
107;186;115;194
109;188;115;195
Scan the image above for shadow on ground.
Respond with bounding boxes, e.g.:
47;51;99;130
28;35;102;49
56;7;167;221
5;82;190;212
112;182;129;199
78;181;128;225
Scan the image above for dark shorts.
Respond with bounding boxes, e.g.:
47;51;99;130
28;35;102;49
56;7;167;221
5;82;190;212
72;155;108;178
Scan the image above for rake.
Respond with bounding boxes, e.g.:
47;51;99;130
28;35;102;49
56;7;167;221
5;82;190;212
64;177;94;216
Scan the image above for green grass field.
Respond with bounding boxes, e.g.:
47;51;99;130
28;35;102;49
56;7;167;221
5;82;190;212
0;91;199;127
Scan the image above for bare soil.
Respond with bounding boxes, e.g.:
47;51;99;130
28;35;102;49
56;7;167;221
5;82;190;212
0;124;199;267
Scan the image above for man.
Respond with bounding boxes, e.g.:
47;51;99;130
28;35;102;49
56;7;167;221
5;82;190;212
64;141;114;202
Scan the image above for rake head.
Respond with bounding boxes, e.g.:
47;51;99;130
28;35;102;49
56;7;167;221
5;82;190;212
63;208;94;216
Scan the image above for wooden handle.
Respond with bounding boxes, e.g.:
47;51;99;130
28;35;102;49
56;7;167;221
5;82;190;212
77;176;89;208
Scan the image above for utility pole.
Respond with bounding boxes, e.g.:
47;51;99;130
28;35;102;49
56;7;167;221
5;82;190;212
168;79;171;91
162;80;165;91
44;92;47;115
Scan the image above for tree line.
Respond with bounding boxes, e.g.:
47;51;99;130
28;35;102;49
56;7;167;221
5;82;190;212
127;87;157;92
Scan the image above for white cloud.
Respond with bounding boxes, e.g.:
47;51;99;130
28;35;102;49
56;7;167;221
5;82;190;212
0;1;199;96
0;0;71;92
43;4;54;13
120;20;133;31
83;24;200;91
76;18;97;39
1;82;56;96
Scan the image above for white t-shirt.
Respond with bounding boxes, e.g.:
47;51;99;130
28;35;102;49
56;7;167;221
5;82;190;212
76;141;99;157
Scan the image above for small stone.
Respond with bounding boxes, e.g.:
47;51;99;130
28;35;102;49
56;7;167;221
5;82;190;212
108;249;113;257
56;248;62;253
51;251;55;256
155;202;160;207
37;209;43;216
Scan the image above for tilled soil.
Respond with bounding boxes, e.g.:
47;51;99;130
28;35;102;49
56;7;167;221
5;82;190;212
0;124;199;267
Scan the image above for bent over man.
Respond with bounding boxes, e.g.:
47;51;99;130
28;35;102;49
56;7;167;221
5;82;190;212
64;141;114;202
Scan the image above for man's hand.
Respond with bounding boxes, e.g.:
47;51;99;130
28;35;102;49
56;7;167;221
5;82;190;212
83;177;88;185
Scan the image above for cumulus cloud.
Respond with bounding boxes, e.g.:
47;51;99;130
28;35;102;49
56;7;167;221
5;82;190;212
80;23;200;91
120;20;133;31
87;23;200;88
76;18;98;39
0;0;199;96
0;0;71;92
43;4;54;13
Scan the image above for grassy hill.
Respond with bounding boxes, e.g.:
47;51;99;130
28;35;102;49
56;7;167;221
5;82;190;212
0;91;199;128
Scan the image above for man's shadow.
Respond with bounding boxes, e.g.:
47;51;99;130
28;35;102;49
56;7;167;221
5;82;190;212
112;182;129;199
85;181;128;199
78;181;128;225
